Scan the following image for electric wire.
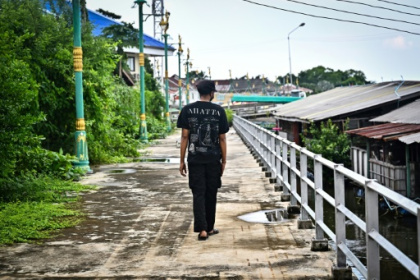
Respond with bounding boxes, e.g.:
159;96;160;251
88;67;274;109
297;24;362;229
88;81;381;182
335;0;420;17
280;0;420;26
377;0;420;10
242;0;420;36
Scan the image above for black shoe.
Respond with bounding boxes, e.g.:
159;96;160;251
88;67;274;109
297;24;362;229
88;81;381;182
198;233;208;241
208;229;219;236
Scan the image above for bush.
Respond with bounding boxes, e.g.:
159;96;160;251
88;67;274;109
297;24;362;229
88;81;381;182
301;119;351;167
225;109;234;127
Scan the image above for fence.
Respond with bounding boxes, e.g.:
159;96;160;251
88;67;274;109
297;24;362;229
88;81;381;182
233;115;420;280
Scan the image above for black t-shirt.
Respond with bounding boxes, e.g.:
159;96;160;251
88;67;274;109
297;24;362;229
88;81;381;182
177;101;230;163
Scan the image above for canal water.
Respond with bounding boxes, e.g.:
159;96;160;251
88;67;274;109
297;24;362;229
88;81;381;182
308;181;418;280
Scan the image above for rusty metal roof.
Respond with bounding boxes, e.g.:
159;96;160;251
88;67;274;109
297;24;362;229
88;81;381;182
346;123;420;142
272;81;420;122
370;99;420;124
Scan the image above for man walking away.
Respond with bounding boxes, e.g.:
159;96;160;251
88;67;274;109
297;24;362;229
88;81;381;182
177;80;229;241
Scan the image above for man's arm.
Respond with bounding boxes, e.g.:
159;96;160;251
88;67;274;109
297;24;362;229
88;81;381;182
179;128;189;177
219;133;227;176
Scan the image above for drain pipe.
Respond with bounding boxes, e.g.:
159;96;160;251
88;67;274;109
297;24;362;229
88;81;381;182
394;76;404;108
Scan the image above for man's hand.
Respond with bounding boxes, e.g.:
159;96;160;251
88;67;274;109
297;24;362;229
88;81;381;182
180;161;187;177
221;162;226;177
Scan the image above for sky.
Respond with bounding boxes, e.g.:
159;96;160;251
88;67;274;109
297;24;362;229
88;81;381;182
86;0;420;83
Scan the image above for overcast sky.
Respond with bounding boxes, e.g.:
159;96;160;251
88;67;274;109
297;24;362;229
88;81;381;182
86;0;420;83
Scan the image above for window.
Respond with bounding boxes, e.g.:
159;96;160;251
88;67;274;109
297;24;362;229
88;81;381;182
127;57;135;72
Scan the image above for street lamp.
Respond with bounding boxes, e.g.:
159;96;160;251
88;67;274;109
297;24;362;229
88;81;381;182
185;50;191;104
208;67;211;80
72;0;90;172
288;22;305;86
135;0;148;142
159;11;171;132
262;74;266;95
177;34;183;111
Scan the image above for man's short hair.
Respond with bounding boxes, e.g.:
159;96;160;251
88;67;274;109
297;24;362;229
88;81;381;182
196;80;217;96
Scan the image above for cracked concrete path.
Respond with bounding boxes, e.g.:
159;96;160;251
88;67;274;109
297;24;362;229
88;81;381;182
0;128;336;279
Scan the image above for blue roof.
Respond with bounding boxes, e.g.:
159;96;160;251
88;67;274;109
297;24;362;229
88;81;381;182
44;1;174;51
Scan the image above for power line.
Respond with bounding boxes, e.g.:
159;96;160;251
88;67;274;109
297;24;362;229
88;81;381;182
377;0;420;10
241;0;420;36
280;0;420;26
336;0;420;17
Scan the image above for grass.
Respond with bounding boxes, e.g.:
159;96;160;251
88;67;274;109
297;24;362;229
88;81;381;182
0;175;95;245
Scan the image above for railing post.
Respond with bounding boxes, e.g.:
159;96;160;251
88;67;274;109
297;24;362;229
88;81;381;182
418;207;420;280
290;146;297;205
314;155;324;239
270;136;276;183
281;140;291;201
311;154;328;252
264;132;269;167
365;179;380;280
298;148;312;229
275;139;283;192
334;164;347;267
287;146;300;214
300;150;308;220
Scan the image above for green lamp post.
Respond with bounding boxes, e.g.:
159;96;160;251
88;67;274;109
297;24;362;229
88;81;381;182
135;0;148;142
177;35;183;111
185;48;191;104
262;75;266;95
72;0;90;172
229;69;234;93
159;11;171;132
208;67;211;80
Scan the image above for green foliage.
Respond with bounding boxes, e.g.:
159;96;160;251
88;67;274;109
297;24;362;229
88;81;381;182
0;201;82;244
146;116;168;140
225;109;234;127
188;70;208;80
0;174;92;203
17;148;85;180
301;119;351;167
1;0;168;172
0;175;94;245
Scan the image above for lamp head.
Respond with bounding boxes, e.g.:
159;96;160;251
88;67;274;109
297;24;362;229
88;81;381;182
300;22;305;27
178;35;183;53
159;11;170;33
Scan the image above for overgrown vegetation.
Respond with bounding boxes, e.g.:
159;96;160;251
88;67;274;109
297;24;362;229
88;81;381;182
0;0;168;244
225;109;234;127
301;119;351;167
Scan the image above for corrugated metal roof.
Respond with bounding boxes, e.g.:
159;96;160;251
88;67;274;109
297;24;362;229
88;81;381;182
272;81;420;122
346;123;420;142
399;132;420;144
370;99;420;124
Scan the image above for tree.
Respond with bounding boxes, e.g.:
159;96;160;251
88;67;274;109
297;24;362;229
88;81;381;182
296;66;370;94
188;70;207;80
99;14;138;78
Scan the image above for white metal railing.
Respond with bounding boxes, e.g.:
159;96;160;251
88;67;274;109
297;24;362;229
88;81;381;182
233;115;420;280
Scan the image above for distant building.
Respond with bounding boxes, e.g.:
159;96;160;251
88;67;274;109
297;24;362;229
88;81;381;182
346;99;420;198
272;81;420;144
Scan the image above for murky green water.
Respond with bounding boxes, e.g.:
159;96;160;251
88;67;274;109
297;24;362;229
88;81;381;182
308;183;418;280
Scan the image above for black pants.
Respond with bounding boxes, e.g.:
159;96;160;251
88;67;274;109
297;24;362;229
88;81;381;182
188;161;221;233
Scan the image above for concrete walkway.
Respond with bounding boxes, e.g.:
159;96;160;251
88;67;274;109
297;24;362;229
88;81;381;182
0;128;336;279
